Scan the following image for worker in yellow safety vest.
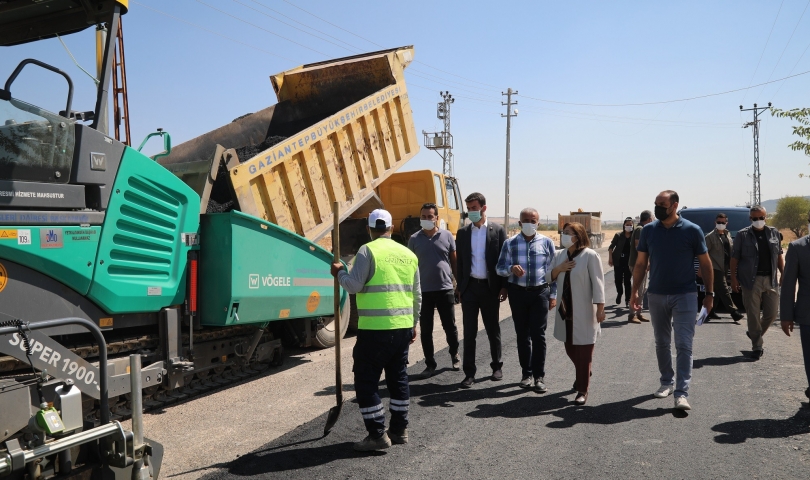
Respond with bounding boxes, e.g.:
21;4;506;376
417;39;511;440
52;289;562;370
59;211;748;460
331;209;422;452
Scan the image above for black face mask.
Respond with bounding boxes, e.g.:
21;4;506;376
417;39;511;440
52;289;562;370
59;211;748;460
654;205;670;221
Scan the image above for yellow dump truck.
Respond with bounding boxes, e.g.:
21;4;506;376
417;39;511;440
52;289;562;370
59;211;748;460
558;211;604;247
377;169;465;242
161;46;463;344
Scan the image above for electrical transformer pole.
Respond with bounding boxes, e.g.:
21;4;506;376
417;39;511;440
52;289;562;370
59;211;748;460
740;102;771;207
422;91;455;176
502;88;518;229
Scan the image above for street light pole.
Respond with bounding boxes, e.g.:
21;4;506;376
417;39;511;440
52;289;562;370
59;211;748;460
502;88;517;229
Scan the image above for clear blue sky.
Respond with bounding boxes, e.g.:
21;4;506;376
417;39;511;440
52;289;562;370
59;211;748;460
3;0;810;222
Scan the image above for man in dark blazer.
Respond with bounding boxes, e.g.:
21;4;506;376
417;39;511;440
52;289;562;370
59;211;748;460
455;192;509;388
779;216;810;401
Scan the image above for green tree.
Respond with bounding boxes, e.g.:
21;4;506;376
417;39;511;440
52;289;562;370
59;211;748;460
771;107;810;177
771;195;810;238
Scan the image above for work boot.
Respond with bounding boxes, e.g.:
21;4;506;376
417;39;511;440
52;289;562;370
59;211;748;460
637;313;649;322
451;355;461;371
353;433;392;452
387;429;408;445
628;313;641;324
533;377;548;393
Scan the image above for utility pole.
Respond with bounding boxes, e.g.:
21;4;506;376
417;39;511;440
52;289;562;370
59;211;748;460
502;88;518;229
422;91;455;176
740;102;771;207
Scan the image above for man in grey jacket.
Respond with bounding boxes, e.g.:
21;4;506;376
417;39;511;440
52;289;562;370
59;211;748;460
730;206;784;359
704;213;744;323
779;213;810;401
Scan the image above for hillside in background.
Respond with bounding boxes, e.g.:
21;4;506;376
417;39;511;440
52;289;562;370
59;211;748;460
761;196;810;213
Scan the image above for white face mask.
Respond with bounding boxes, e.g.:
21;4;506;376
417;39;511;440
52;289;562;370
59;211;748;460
716;223;726;231
561;234;575;248
420;219;435;230
624;226;633;232
752;220;766;229
521;222;537;236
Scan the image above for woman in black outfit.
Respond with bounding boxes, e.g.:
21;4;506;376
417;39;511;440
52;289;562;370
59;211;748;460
608;217;634;307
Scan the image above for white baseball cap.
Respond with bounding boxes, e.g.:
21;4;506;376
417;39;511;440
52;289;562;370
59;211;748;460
368;209;393;229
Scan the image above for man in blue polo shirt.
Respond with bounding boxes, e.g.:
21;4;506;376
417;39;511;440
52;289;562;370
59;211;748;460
630;190;714;411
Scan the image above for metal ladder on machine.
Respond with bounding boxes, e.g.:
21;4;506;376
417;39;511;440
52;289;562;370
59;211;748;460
112;17;130;146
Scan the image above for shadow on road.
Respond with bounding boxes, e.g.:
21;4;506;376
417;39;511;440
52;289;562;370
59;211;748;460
544;394;675;428
413;381;527;408
693;354;753;369
466;390;572;419
711;408;810;444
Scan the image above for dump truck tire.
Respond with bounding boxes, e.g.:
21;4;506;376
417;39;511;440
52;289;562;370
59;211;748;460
313;295;351;348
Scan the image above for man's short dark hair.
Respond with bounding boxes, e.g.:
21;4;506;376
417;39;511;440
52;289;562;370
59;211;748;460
750;205;765;214
716;213;727;220
465;192;486;207
421;202;438;216
639;210;652;222
661;190;679;204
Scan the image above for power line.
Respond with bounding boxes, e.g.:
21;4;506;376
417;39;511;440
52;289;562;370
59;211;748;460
195;0;328;56
406;72;498;98
248;0;363;52
282;0;384;49
771;36;810;100
281;0;501;90
517;69;810;107
233;0;356;54
740;0;784;104
756;0;810;101
132;1;296;61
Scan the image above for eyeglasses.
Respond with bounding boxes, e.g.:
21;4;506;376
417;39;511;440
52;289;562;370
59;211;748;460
750;216;766;221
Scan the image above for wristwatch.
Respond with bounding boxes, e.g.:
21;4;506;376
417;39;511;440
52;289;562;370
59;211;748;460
705;291;715;297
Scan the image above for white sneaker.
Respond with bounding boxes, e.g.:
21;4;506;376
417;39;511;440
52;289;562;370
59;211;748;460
674;396;691;410
654;385;674;398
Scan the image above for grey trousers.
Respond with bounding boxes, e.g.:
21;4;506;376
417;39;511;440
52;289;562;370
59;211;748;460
741;275;779;351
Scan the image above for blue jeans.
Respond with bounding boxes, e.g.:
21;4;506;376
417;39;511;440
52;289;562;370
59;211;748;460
648;293;698;398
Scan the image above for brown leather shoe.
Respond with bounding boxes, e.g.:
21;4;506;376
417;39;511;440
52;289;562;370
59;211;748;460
491;369;503;381
628;315;641;324
637;313;649;322
574;392;588;405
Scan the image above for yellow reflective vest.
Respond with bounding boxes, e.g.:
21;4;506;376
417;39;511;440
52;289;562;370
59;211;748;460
356;238;418;330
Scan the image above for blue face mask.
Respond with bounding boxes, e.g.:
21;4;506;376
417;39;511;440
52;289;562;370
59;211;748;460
468;210;482;223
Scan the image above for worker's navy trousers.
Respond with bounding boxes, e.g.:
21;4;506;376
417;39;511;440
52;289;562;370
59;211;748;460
352;327;412;438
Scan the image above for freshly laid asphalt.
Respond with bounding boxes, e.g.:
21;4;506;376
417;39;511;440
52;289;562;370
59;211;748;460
197;271;810;479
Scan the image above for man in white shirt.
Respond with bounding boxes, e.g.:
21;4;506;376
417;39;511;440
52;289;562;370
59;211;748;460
455;193;509;388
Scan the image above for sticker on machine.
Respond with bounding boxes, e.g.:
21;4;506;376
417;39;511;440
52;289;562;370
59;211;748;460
306;291;321;312
0;262;7;293
17;229;31;245
0;229;16;240
40;228;63;249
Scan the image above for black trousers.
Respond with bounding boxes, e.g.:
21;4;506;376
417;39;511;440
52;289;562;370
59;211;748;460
615;260;631;301
352;328;412;437
508;284;550;379
461;280;502;377
419;289;460;369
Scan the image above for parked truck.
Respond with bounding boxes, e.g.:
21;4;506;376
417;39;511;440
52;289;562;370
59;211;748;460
558;210;604;247
0;1;424;477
